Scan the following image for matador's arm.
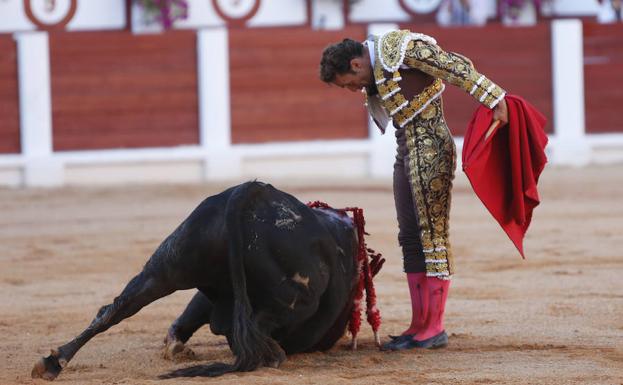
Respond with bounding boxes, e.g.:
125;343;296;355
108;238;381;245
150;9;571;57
403;39;506;109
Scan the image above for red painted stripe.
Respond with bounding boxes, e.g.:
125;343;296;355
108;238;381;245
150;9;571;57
229;26;368;144
0;35;20;154
583;22;623;134
49;30;199;151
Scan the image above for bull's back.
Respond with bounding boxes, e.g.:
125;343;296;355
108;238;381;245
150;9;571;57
232;182;335;287
157;181;335;289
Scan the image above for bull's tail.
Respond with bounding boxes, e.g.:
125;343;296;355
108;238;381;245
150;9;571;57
224;182;286;371
159;182;285;379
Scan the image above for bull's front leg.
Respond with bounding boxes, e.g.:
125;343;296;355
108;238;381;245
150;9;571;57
163;290;213;360
32;271;174;381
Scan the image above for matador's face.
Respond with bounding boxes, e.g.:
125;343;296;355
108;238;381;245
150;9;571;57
332;56;374;93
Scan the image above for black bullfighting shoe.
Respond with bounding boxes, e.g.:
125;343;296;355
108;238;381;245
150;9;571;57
381;331;448;351
381;334;414;350
388;334;410;340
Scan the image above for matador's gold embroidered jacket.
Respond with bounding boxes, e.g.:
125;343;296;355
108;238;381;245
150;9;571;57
367;29;506;132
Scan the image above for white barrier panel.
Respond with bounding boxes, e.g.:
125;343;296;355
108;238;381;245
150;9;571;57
198;27;241;180
550;19;590;166
15;31;63;187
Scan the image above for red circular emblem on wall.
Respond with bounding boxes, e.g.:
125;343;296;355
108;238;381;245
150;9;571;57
24;0;78;30
399;0;443;15
211;0;261;27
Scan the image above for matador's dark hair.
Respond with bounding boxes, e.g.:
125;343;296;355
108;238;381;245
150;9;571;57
319;38;364;83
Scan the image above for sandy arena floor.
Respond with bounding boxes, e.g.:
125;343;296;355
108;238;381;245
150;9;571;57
0;165;622;385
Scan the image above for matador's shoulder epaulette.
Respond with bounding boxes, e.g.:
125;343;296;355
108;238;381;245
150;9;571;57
376;29;437;73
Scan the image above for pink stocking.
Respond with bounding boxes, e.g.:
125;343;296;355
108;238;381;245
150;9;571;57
415;277;450;341
401;272;428;336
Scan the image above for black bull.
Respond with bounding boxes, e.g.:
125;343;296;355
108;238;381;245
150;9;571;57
32;181;383;380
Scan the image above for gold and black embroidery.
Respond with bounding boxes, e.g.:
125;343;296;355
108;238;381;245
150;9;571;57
403;39;506;109
403;98;456;278
393;79;445;128
373;43;446;129
372;30;505;110
376;29;438;73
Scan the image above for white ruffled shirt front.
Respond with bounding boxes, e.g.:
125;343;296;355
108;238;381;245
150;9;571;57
364;39;391;133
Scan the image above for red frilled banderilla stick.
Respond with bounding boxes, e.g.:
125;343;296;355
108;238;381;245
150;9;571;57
307;201;385;349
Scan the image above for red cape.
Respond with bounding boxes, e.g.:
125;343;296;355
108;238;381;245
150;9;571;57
462;95;548;257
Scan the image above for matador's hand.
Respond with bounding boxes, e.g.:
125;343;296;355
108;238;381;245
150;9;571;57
492;98;509;126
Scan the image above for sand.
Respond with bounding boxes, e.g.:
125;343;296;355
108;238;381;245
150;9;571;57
0;165;621;385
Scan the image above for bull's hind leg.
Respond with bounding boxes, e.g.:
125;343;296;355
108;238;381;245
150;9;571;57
32;271;175;381
163;290;213;360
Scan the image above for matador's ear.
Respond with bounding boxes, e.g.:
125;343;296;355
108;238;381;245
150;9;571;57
350;57;364;71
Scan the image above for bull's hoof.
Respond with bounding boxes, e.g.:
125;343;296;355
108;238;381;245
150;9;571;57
163;335;195;361
31;352;64;381
266;347;286;369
